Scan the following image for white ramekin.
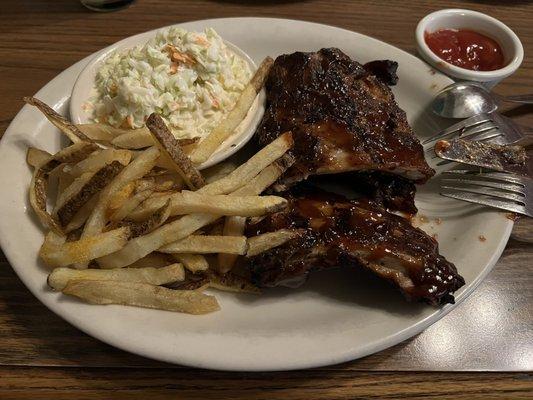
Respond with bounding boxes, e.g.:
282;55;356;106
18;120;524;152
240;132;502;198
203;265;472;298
416;9;523;87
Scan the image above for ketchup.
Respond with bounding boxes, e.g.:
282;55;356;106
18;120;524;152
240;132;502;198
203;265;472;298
424;29;504;71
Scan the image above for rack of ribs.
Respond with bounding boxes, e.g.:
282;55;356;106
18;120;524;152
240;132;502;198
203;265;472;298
257;48;434;212
246;186;464;305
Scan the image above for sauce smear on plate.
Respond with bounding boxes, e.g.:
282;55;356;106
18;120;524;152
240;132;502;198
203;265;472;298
424;29;504;71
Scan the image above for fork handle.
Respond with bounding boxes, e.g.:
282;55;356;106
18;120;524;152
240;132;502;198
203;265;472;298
504;94;533;104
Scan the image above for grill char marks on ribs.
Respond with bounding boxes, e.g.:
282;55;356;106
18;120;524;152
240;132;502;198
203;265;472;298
257;48;435;195
246;188;464;305
247;49;462;305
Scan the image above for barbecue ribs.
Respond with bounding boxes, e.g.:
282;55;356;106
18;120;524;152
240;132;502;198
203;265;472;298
246;187;464;305
257;48;435;192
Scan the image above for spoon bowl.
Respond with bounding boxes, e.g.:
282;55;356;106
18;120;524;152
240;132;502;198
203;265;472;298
432;82;498;118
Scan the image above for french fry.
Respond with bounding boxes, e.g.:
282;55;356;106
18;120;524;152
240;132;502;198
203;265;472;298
111;127;154;149
233;154;294;196
106;181;136;217
246;229;303;257
98;213;219;268
55;165;75;197
76;123;127;142
28;143;99;228
97;134;293;268
207;272;261;294
127;191;284;221
146;114;205;190
62;280;219;314
51;142;100;163
55;162;124;226
81;146;160;238
159;235;247;255
67;149;131;177
217;157;294;272
48;264;184;291
109;189;154;223
29;168;63;234
24;97;94;143
153;179;176;192
134;178;156;193
126;134;294;221
198;132;293;195
26;147;51;168
189;57;274;164
39;227;130;268
202;162;237;184
150;191;175;198
176;137;201;147
111;127;199;149
39;142;100;173
54;171;94;214
129;156;292;222
217;216;246;273
64;196;99;233
171;253;209;272
181;142;197;155
168;191;287;216
151;173;184;191
153;154;176;170
127;253;173;268
126;193;173;221
120;199;171;238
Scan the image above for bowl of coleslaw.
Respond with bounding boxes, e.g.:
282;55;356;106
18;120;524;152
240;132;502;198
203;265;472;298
70;26;265;169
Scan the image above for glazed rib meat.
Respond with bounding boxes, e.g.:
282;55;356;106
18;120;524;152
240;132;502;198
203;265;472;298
246;187;464;305
257;48;435;190
309;170;418;214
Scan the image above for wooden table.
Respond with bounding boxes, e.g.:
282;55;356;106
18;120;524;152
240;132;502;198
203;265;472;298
1;1;532;398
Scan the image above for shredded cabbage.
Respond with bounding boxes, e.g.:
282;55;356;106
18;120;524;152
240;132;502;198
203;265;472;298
92;27;252;139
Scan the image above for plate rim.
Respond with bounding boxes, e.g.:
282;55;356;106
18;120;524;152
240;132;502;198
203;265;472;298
0;17;514;371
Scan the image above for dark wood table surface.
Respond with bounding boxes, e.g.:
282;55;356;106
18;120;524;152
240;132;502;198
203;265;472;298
0;0;532;398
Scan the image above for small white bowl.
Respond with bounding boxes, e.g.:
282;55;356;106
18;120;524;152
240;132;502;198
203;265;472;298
70;27;265;170
416;9;523;87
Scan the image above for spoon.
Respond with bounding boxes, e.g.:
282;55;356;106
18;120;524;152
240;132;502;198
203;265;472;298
432;82;533;119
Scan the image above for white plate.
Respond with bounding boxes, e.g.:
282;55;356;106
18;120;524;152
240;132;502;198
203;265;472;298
0;18;513;371
70;31;265;170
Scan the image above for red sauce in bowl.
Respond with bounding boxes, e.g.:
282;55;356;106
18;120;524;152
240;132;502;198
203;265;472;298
424;29;505;71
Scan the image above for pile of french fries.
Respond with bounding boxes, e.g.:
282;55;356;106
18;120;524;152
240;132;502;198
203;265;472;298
23;57;302;315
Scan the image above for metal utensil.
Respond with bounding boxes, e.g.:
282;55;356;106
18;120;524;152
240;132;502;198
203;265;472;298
434;138;528;174
432;82;533;119
423;112;533;153
440;170;532;217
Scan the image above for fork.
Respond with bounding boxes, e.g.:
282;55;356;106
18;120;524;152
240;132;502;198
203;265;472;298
440;170;533;217
423;113;533;166
423;112;533;150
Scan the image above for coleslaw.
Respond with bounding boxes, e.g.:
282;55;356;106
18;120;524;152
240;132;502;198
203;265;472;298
92;27;252;139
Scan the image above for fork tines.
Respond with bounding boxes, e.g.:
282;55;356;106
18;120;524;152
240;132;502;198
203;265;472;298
440;170;531;217
423;114;496;146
